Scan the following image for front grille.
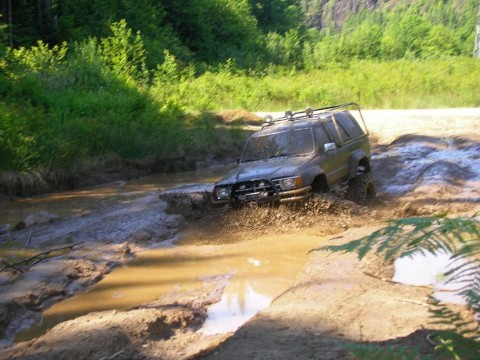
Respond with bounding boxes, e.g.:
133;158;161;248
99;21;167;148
231;180;278;203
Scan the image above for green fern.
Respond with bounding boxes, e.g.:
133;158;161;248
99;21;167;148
316;216;480;261
315;216;480;359
427;297;480;359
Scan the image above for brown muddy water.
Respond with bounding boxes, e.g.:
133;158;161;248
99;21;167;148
18;234;319;340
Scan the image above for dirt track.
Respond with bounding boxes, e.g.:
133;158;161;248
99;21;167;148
0;109;479;359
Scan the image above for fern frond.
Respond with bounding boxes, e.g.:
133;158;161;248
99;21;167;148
428;297;480;347
319;217;480;262
444;256;480;311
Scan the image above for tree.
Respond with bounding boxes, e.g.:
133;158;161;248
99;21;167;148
160;0;260;66
249;0;302;33
381;14;431;59
100;20;147;83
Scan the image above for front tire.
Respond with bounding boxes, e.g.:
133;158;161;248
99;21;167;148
346;173;376;204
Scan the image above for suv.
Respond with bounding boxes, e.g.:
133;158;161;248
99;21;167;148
212;103;375;206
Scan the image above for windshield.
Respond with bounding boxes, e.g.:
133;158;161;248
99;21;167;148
241;128;314;162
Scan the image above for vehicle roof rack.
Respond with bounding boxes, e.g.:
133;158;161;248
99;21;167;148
262;102;367;134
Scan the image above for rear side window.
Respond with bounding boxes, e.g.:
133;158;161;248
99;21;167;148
335;111;364;139
325;119;349;144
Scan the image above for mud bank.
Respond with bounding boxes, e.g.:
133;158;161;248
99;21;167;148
0;194;182;348
2;282;230;360
0;151;239;198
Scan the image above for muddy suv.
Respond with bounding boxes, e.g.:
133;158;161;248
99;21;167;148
212;103;375;206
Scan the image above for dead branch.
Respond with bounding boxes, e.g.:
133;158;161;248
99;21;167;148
362;271;434;289
393;298;429;307
98;350;125;360
0;241;84;273
1;260;25;273
23;230;32;249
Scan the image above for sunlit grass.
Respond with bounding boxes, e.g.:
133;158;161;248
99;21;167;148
174;58;480;111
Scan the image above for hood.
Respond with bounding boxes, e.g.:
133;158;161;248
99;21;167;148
215;156;311;186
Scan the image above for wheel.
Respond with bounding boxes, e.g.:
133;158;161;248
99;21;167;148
346;173;376;204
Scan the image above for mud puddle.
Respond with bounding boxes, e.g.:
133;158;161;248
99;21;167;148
393;250;470;304
18;233;319;341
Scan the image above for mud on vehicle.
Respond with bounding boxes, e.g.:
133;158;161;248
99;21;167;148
212;103;376;206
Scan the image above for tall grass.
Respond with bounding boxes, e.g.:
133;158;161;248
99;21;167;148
170;58;480;111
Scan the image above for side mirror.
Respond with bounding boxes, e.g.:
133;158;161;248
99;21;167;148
324;143;337;152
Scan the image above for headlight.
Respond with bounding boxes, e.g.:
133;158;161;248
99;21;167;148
277;176;303;190
215;187;231;200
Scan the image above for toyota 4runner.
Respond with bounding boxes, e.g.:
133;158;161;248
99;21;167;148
212;103;375;206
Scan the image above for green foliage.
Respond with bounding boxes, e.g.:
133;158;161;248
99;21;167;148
0;105;39;169
317;216;480;359
249;0;303;34
170;59;480;110
1;0;478;67
9;40;68;75
305;0;478;62
428;298;480;360
0;15;7;50
346;343;431;360
99;20;147;83
319;216;480;260
0;23;185;171
0;20;253;172
49;0;177;68
160;0;261;66
263;27;305;67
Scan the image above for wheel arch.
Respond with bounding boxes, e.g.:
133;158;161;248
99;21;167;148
311;173;329;193
349;150;371;178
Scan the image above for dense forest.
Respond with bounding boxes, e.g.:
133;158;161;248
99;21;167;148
1;0;478;66
0;0;479;172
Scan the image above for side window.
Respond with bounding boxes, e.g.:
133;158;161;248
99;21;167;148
314;126;330;152
324;119;348;145
336;111;364;139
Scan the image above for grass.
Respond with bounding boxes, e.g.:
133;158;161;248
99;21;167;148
174;58;480;111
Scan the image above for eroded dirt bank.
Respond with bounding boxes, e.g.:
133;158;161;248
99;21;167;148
0;109;479;359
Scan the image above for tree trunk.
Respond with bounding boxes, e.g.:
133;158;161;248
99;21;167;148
8;0;12;47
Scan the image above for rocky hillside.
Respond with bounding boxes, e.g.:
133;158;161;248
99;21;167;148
301;0;470;30
302;0;380;29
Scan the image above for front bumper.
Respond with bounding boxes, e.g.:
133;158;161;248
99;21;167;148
278;185;312;203
211;184;312;205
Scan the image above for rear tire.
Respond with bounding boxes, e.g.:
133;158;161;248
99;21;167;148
346;173;376;204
